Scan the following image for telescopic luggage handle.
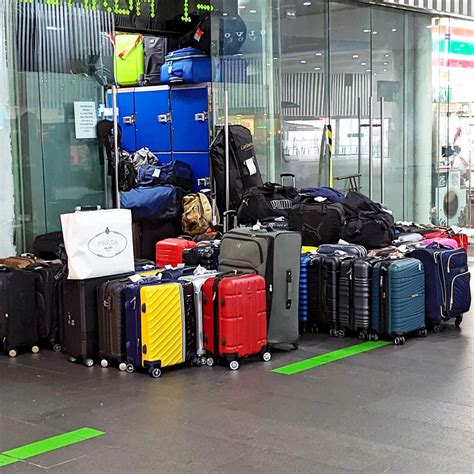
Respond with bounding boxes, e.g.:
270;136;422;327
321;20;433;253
75;205;101;212
285;269;293;309
280;173;296;188
223;210;237;233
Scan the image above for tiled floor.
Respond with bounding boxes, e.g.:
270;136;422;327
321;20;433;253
0;284;472;472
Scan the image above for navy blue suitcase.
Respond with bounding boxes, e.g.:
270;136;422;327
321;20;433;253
161;47;211;84
371;258;426;344
299;254;312;332
409;245;470;329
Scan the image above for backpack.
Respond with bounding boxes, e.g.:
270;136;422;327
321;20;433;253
182;193;214;236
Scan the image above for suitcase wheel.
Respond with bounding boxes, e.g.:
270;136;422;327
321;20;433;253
229;360;240;371
149;368;162;379
336;330;345;339
455;316;463;328
393;336;406;346
53;344;62;353
368;333;379;341
118;362;127;372
100;359;109;368
8;349;17;358
206;356;215;367
329;329;336;337
126;364;135;374
84;358;94;367
199;356;208;367
418;328;428;338
261;351;272;362
359;331;367;340
433;322;444;333
31;345;40;354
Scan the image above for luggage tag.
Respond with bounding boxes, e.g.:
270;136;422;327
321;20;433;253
152;169;161;178
194;265;208;276
245;158;257;176
129;274;142;283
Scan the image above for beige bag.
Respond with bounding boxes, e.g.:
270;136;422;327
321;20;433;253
182;193;214;236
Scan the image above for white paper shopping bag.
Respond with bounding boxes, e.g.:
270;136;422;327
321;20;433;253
61;208;134;280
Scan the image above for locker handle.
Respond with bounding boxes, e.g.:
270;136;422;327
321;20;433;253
286;270;293;310
157;113;170;124
123;114;136;125
194;112;208;122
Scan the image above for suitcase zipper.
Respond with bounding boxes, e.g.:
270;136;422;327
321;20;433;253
446;251;464;274
449;271;469;310
224;236;264;264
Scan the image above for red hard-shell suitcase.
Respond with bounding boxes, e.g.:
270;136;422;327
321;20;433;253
202;273;271;370
156;238;197;267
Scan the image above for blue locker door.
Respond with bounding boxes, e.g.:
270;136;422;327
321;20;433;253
173;153;210;192
170;87;209;152
107;89;136;152
135;86;171;153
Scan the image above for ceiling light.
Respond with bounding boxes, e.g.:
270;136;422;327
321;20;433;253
366;69;371;73
314;52;322;56
353;54;359;59
314;67;321;71
372;31;378;35
392;28;397;32
383;69;388;72
374;73;377;76
383;62;388;65
300;60;307;64
303;1;312;5
385;54;390;57
361;62;367;66
249;9;257;13
363;29;371;33
273;57;278;60
238;5;246;9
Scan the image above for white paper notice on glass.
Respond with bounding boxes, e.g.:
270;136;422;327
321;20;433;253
245;158;257;176
74;101;97;139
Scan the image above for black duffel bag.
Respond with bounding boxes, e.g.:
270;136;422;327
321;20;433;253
342;191;395;248
289;198;345;246
237;182;298;225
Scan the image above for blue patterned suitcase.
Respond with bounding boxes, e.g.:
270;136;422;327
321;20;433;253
371;258;426;344
299;254;312;332
409;245;470;330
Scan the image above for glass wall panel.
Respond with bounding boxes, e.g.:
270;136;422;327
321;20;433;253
10;1;113;252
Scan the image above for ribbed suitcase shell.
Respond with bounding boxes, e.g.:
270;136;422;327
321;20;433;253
202;274;267;361
299;254;312;329
372;259;425;337
156;238;197;267
0;267;38;352
179;272;218;359
338;258;376;335
140;283;185;369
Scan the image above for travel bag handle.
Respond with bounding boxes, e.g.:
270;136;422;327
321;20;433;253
281;173;296;188
117;34;143;60
75;205;101;212
285;269;293;310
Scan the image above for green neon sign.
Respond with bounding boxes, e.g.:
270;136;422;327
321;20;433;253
19;0;214;20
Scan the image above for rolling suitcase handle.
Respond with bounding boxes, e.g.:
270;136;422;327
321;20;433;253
223;210;237;233
281;173;296;188
285;270;293;310
75;205;102;212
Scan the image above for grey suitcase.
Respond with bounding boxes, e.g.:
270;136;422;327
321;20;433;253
219;228;301;349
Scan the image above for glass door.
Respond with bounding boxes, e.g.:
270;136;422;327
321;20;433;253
329;1;372;195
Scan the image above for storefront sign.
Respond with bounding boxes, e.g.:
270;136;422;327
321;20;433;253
74;101;97;139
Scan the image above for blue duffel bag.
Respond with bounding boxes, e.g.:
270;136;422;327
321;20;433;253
137;160;193;191
120;185;182;222
161;47;211;84
294;187;345;204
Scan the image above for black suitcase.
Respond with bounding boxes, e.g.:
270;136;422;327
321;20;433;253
210;125;263;214
181;281;198;363
338;258;380;338
141;36;168;85
134;220;181;261
0;266;39;357
27;262;66;351
97;277;133;370
308;254;354;334
33;232;64;260
289;199;345;246
62;273;131;366
183;242;220;270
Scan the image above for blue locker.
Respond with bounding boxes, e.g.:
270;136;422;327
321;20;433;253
107;89;136;152
135;86;171;153
170;86;209;152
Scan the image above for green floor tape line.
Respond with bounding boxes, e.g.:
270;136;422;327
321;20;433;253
0;427;104;468
272;341;391;375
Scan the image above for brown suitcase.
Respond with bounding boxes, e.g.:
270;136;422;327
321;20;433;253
0;256;45;269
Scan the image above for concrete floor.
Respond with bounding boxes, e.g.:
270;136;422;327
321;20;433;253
0;287;473;472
